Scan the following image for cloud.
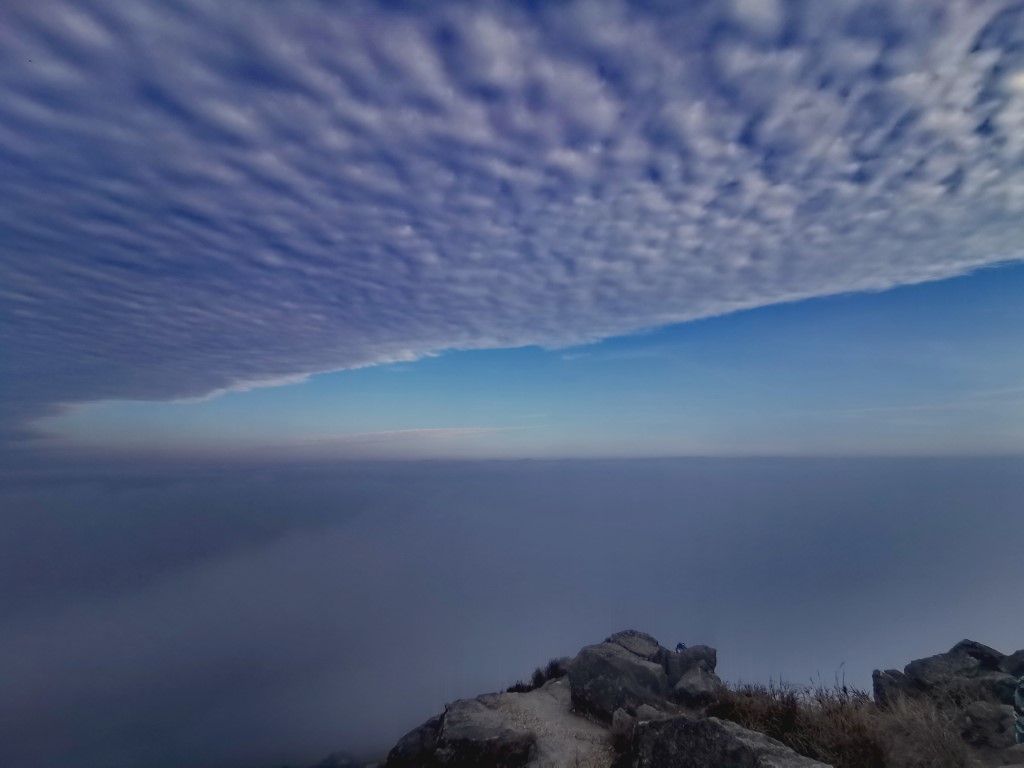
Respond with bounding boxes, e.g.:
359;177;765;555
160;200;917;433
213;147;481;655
2;0;1024;440
229;426;519;459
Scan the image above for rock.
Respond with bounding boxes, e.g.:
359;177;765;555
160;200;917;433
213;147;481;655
383;630;1024;768
628;715;830;767
905;647;984;689
678;645;718;671
608;630;663;661
873;640;1018;707
635;704;673;722
674;662;725;707
1001;650;1024;678
567;635;671;721
961;701;1016;750
442;696;537;763
661;645;718;688
386;677;612;768
385;698;536;767
872;669;909;708
999;745;1024;766
612;708;637;744
952;641;1006;671
386;714;443;767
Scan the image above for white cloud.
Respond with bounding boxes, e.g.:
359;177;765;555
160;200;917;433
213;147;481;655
1;0;1023;438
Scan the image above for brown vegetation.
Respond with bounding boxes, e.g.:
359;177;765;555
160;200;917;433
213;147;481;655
506;657;568;694
708;679;967;768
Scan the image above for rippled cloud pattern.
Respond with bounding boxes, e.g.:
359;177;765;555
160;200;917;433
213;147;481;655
3;0;1024;437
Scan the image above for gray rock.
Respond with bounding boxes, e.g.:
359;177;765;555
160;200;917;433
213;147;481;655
661;644;718;688
951;640;1006;671
612;707;637;744
674;662;725;707
873;640;1018;707
636;704;673;722
998;745;1024;766
386;676;612;768
628;715;830;767
567;637;671;721
1001;650;1024;678
608;630;663;661
872;669;909;708
905;647;984;689
385;698;536;767
961;701;1016;750
386;714;443;767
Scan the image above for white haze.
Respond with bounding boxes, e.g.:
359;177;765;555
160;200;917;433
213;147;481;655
1;457;1022;767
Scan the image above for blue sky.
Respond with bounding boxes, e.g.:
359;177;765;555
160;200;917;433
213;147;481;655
3;0;1024;458
44;261;1024;457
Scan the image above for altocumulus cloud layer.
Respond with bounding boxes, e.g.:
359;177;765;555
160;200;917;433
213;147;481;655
3;0;1024;437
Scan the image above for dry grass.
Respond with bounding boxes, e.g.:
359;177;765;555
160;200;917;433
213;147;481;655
506;658;568;694
707;679;967;768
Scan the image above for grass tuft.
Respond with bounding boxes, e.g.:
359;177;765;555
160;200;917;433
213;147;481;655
506;658;568;694
708;678;967;768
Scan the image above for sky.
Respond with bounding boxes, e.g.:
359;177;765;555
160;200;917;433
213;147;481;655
37;262;1024;458
2;0;1024;458
3;2;1024;768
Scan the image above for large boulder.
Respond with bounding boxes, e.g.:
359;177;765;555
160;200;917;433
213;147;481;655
1001;650;1024;678
566;630;726;722
612;707;638;745
386;677;613;768
567;635;673;721
627;715;831;767
661;645;718;688
387;713;443;767
441;696;537;765
386;698;535;767
872;668;909;708
675;662;726;707
951;640;1006;671
873;640;1019;707
608;630;664;661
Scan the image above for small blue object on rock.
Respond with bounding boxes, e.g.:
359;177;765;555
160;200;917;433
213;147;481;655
676;642;686;652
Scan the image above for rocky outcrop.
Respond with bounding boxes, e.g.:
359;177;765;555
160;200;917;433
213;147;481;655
382;631;1024;768
566;632;674;721
872;639;1024;768
386;677;614;768
872;639;1019;708
566;630;724;722
1002;650;1024;679
663;645;717;689
386;697;537;767
385;631;812;768
628;715;829;768
674;661;725;707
